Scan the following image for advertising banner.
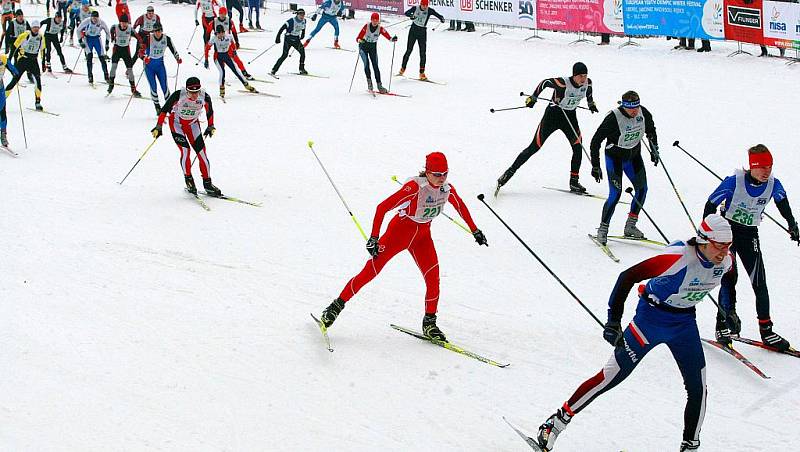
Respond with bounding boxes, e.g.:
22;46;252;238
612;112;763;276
724;0;764;45
311;0;405;15
398;0;536;28
622;0;725;39
536;0;624;34
762;1;800;49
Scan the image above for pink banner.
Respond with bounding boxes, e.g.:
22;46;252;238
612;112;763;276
536;0;624;34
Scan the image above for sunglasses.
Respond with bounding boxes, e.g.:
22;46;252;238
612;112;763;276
708;240;732;251
428;171;448;177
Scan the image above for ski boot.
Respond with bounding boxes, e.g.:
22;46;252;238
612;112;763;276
569;174;586;194
422;314;447;342
419;71;427;81
35;97;43;112
107;78;115;94
219;85;226;99
680;440;700;451
269;69;278;77
63;67;73;74
248;21;254;30
239;23;248;32
624;214;646;239
759;319;791;352
303;38;311;48
596;222;609;245
366;78;374;92
185;175;197;195
715;311;732;346
537;406;571;451
495;168;515;196
333;39;341;49
203;178;223;197
242;69;254;80
298;66;308;75
397;67;405;76
131;87;142;98
244;83;256;93
377;84;388;94
1;130;8;147
321;298;346;328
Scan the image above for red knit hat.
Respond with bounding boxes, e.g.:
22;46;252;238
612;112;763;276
420;0;429;6
425;152;448;173
371;12;379;21
749;150;773;169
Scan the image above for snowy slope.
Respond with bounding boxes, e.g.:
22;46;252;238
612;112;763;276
1;2;799;451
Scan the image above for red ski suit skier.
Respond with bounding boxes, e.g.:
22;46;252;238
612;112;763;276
338;175;478;314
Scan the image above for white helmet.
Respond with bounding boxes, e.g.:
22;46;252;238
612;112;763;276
31;19;41;28
697;214;733;243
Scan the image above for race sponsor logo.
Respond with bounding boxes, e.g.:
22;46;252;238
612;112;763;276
727;5;761;29
769;6;787;33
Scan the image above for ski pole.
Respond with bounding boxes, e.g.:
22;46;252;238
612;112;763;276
121;68;146;119
173;62;180;92
248;42;277;64
348;49;360;93
672;140;790;235
624;187;669;244
186;50;202;63
489;106;527;113
67;49;82;83
477;193;604;327
16;85;27;149
186;25;199;50
388;40;396;92
645;141;696;231
306;140;368;241
391;176;470;234
519;91;591;111
119;137;158;185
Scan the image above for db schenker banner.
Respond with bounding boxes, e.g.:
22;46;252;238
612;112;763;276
403;0;537;28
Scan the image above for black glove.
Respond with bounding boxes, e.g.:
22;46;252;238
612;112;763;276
789;221;799;243
440;18;445;23
589;102;599;114
79;39;86;49
473;229;488;246
203;59;209;69
524;96;536;108
195;19;200;26
591;166;603;183
603;321;624;347
366;236;380;257
311;13;318;21
649;143;660;167
203;125;216;138
151;124;163;139
275;35;281;44
391;35;398;42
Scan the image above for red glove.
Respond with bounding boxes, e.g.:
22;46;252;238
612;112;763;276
177;58;183;64
144;56;151;64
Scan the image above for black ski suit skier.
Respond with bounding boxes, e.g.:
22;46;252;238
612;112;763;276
398;0;443;80
270;9;306;76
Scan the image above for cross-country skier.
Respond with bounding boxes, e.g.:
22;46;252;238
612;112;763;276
225;0;246;32
356;12;395;93
204;25;255;98
77;10;110;85
319;152;488;341
303;0;345;49
41;12;71;73
0;53;19;147
195;0;218;47
495;62;598;196
211;7;252;80
531;214;734;452
398;0;444;81
270;9;306;76
0;0;15;36
114;0;129;21
132;6;160;65
4;10;28;61
54;0;69;23
246;0;261;30
141;23;181;114
67;0;83;46
6;20;44;111
107;14;141;97
588;90;658;245
150;76;221;197
704;144;798;351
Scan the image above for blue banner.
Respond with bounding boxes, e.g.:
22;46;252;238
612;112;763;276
622;0;726;39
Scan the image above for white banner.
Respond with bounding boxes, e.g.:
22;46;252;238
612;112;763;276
762;1;800;44
404;0;538;29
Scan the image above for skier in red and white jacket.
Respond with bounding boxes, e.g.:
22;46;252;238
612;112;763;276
319;152;488;341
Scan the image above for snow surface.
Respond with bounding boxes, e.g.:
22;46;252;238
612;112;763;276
1;2;799;451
